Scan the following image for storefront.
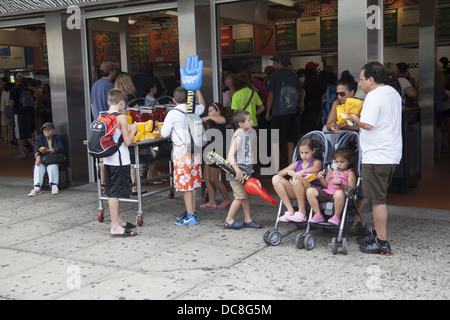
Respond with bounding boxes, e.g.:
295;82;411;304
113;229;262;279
0;0;448;187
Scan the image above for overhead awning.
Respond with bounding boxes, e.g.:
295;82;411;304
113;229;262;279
0;0;170;17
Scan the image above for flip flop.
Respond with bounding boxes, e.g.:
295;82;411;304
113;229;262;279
199;204;217;209
216;203;231;209
123;222;136;229
111;228;137;238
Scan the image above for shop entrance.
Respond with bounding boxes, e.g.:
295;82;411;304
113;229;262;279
0;24;52;178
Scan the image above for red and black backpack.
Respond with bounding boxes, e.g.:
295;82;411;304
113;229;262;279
87;112;123;158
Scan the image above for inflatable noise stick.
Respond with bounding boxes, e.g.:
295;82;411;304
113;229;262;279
207;151;278;205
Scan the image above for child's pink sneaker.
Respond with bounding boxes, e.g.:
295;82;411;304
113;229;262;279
309;214;324;224
288;212;307;222
328;216;341;226
279;211;294;222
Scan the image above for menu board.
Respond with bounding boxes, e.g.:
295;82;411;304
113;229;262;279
320;16;338;48
94;32;120;67
0;46;25;69
129;33;150;62
221;24;254;55
397;6;419;43
297;17;320;51
438;3;450;40
232;24;254;55
384;9;398;44
221;26;233;55
40;30;48;68
274;20;297;52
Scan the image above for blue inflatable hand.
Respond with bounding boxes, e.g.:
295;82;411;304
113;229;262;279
180;55;203;92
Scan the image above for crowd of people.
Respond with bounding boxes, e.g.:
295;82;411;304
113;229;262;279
15;51;443;257
91;53;413;256
0;73;52;160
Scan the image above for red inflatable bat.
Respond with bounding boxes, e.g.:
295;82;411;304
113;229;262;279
207;151;278;205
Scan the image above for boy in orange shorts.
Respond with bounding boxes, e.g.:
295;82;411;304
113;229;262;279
160;87;205;226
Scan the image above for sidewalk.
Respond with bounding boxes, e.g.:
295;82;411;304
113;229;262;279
0;176;448;300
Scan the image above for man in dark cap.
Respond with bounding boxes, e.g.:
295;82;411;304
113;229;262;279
266;52;301;170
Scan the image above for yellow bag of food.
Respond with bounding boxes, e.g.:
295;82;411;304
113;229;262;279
345;98;363;117
336;105;347;126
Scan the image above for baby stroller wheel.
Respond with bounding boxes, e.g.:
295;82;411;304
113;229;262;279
331;237;338;254
97;210;104;223
168;188;175;199
268;230;282;246
295;234;305;249
263;229;272;244
304;234;315;250
342;238;349;255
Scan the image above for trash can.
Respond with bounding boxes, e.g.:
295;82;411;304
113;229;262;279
390;108;421;194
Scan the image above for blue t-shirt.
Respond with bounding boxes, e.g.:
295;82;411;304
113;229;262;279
267;68;301;116
90;78;114;119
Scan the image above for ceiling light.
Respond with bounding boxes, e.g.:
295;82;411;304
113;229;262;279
269;0;295;6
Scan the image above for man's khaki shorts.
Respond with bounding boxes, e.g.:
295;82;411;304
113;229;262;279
230;181;248;200
361;164;397;205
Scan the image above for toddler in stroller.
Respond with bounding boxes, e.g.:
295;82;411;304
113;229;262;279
306;147;357;226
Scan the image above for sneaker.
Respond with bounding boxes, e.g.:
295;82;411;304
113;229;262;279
360;238;392;255
51;186;59;195
14;152;26;159
176;211;198;222
309;214;325;224
174;212;198;226
328;216;341;226
357;229;377;245
28;189;42;197
279;211;294;222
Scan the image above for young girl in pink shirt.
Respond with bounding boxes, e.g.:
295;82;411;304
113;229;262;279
306;147;356;225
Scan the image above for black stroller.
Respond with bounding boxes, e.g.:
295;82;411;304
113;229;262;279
263;131;333;247
295;131;370;254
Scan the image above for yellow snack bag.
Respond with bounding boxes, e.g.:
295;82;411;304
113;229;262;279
345;98;363;117
336;105;348;126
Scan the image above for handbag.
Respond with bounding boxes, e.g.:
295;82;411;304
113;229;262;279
41;153;66;165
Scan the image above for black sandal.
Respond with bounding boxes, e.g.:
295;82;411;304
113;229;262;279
110;228;137;238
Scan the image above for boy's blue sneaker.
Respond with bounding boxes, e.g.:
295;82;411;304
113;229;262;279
176;211;198;222
174;212;198;226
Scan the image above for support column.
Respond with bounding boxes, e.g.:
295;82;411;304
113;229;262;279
177;0;214;104
45;12;88;187
338;0;383;94
419;0;436;165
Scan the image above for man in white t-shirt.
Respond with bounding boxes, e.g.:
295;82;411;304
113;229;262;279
348;61;402;256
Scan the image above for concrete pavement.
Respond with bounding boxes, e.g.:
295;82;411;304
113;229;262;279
0;176;448;300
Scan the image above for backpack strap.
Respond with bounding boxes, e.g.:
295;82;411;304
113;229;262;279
243;90;255;111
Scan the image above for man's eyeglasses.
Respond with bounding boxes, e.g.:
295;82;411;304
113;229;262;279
336;92;346;97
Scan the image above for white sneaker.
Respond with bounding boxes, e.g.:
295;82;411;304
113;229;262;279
51;186;59;195
28;189;42;197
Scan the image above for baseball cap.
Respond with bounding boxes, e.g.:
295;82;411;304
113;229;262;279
270;52;290;66
41;122;55;130
305;61;319;70
100;61;119;73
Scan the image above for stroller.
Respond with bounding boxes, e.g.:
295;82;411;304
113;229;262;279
263;131;333;247
296;131;369;254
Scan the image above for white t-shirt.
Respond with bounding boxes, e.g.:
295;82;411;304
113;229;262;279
160;103;205;146
359;85;402;165
103;126;131;166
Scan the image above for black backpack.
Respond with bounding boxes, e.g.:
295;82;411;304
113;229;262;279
87;112;123;158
